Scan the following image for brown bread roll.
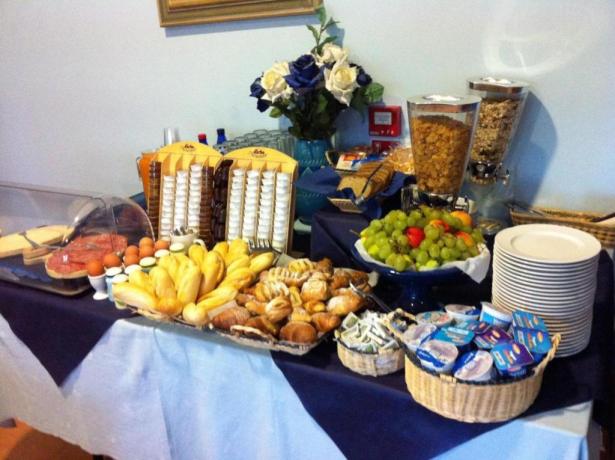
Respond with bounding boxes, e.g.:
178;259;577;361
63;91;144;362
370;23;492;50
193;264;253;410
245;315;279;337
265;296;293;323
327;293;363;316
280;321;317;344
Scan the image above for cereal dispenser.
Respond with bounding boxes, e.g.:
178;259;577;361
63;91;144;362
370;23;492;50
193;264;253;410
407;94;481;208
467;77;529;184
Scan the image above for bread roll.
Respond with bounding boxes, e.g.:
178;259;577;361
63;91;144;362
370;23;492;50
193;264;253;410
290;307;311;323
265;296;292;323
301;278;330;302
288;286;302;308
245;300;266;316
327;293;363;316
212;306;251;330
304;300;326;314
280;321;317;344
154;297;183;317
149;266;177;299
314;257;333;276
245;315;279;336
113;283;157;312
311;312;341;333
182;302;209;327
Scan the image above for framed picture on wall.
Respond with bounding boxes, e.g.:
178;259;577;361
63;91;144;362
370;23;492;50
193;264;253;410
158;0;322;27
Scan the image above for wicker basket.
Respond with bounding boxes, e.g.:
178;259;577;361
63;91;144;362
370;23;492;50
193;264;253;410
510;206;615;248
336;339;404;377
385;309;561;423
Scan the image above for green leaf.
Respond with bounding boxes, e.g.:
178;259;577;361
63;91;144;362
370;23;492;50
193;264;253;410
316;6;327;26
316;35;338;54
316;93;328;114
307;24;320;44
269;107;283;118
324;18;339;30
364;82;384;103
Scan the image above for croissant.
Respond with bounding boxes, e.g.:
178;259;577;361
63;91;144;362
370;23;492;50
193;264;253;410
266;267;310;287
330;270;351;291
288;286;303;308
280;321;317;344
326;293;363;316
255;281;289;302
245;315;279;337
265;296;293;323
211;306;251;330
311;312;341;333
301;278;330;302
290;307;311;323
315;257;333;276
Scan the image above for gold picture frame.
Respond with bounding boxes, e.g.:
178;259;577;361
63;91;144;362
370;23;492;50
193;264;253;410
158;0;322;27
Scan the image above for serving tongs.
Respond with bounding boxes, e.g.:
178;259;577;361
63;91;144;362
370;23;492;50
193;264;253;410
248;238;282;264
349;281;393;313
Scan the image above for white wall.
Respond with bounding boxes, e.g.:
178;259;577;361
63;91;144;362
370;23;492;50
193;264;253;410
1;0;614;211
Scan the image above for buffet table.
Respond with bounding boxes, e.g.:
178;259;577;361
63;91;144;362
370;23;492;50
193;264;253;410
0;245;612;460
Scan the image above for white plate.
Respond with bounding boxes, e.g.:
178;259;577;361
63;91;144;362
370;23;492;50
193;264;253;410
492;291;594;312
493;296;593;317
494;244;599;266
493;271;597;290
493;250;598;274
495;224;601;264
492;277;597;298
492;285;596;306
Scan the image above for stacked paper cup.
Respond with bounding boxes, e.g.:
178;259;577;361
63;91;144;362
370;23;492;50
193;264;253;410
174;170;189;230
272;172;291;251
187;165;202;234
227;169;245;241
242;170;260;240
492;224;601;357
257;170;275;240
160;175;175;238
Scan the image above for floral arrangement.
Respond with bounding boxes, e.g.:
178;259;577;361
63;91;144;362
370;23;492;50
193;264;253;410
249;7;384;140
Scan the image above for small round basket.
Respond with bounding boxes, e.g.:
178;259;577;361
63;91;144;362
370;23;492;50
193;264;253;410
385;309;561;423
336;336;404;377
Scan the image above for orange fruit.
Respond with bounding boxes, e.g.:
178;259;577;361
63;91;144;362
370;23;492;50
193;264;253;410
139;245;155;258
154;239;170;250
86;259;105;276
123;253;140;266
450;211;472;227
139;237;154;248
103;253;122;268
125;245;139;257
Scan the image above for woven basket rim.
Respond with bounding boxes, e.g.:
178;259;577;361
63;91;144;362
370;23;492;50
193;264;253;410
336;336;402;356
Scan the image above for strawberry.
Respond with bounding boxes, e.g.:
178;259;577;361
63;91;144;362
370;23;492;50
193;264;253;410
405;227;425;249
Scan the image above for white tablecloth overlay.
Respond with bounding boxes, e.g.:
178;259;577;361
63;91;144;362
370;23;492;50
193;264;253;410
0;314;598;460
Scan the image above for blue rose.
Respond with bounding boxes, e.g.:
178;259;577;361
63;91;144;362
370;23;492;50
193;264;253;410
355;66;372;87
250;76;266;98
285;54;322;91
256;98;271;113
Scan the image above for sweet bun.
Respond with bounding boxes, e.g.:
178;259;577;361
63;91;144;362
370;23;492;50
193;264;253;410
290;307;311;323
212;306;251;330
265;296;293;323
304;300;326;314
288;258;316;274
326;293;363;316
288;286;303;308
311;312;341;333
301;278;330;302
280;321;318;344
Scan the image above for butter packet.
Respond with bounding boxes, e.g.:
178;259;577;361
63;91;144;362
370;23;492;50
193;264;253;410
512;327;552;361
491;341;534;378
512;311;548;332
474;326;511;349
433;326;475;349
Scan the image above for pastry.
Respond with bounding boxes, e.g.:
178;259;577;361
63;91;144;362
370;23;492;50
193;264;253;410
311;312;341;333
212;306;251;330
235;293;255;306
301;278;330;302
265;296;293;323
255;281;289;302
327;293;363;316
266;267;309;287
288;286;303;308
280;321;318;344
245;315;279;336
245;300;266;316
290;307;311;323
330;270;351;291
113;283;157;312
304;300;326;314
314;257;334;276
288;258;316;274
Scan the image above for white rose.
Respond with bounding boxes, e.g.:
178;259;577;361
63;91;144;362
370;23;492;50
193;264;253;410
316;43;349;66
261;61;292;102
324;60;359;105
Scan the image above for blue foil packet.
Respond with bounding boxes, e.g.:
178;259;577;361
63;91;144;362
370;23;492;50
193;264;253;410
512;311;548;332
491;341;534;378
433;326;475;349
456;320;491;335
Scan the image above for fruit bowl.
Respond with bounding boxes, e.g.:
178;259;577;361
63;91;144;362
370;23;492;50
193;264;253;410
351;242;488;313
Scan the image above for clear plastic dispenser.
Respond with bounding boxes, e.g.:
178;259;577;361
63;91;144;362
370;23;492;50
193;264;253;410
467;77;529;184
407;94;481;207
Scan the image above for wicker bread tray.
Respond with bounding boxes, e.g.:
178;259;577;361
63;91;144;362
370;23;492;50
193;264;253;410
510;206;615;248
335;335;404;377
385;309;560;423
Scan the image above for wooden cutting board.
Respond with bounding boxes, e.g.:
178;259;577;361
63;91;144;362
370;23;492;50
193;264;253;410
0;225;71;258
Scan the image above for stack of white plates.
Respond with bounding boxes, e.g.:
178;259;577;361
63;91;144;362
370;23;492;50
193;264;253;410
492;224;601;357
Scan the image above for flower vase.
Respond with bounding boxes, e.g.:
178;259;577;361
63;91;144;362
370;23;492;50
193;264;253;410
293;138;331;226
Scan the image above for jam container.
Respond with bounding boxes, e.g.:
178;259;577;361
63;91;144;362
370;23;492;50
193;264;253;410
491;341;534;378
445;304;481;323
479;302;512;329
402;323;438;352
407;94;481;204
513;327;552;362
512;311;548;332
455;319;490;335
415;311;453;328
433;326;475;352
417;339;459;374
467;77;529;184
474;326;512;349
